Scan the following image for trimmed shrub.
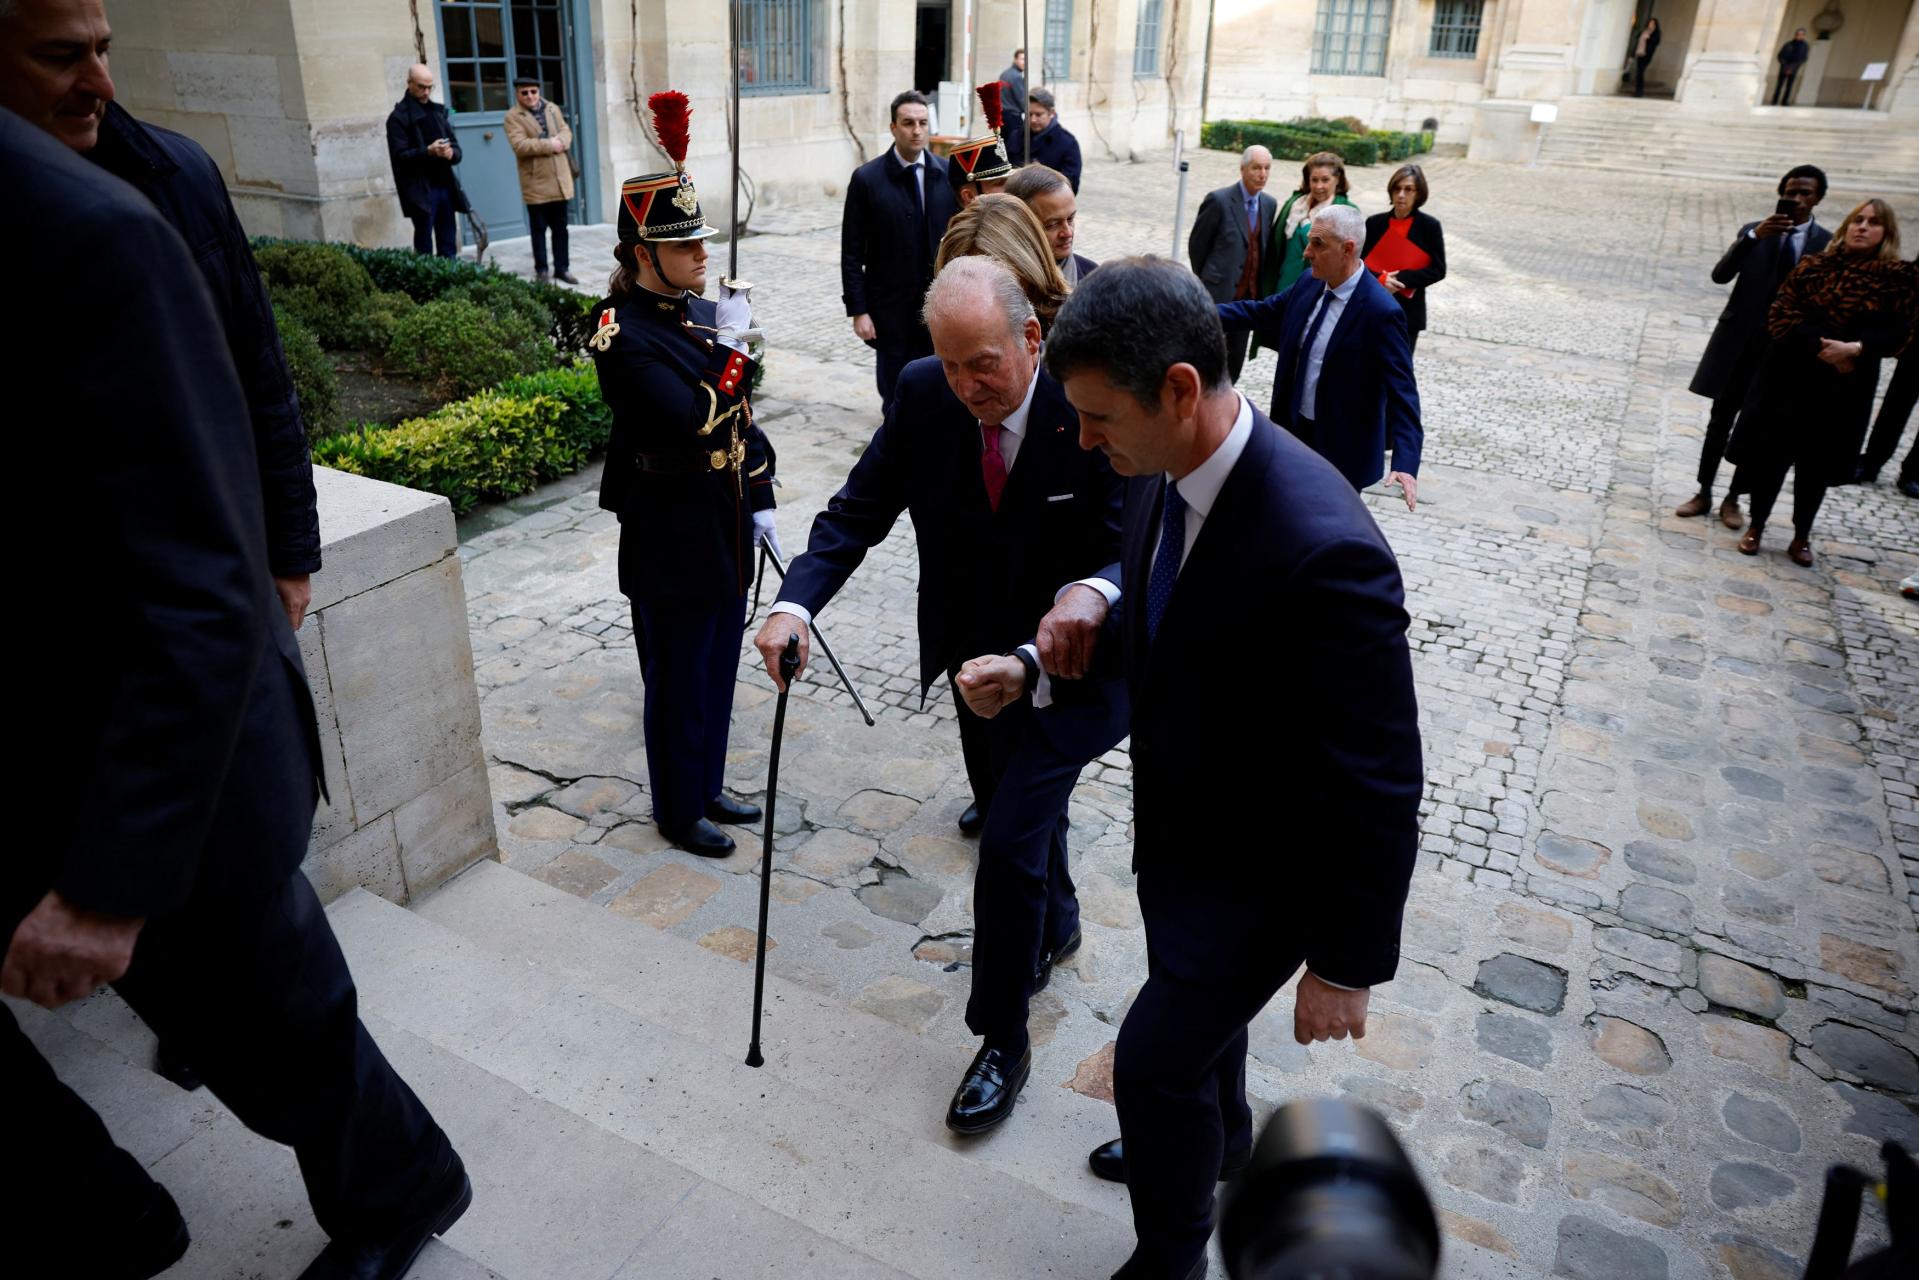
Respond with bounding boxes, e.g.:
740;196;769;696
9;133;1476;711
254;242;384;349
385;296;555;397
272;304;341;438
313;392;568;513
494;364;612;455
524;276;601;355
335;243;597;356
1201;119;1380;167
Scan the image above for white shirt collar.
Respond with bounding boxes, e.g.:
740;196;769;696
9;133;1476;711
893;147;923;170
991;359;1042;440
1326;261;1366;300
1170;393;1254;518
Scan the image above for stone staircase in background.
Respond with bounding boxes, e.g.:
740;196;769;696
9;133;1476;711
12;859;1526;1279
1533;98;1919;195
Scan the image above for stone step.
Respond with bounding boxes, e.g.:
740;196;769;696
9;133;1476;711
326;884;1139;1279
15;991;902;1278
411;858;1134;1221
1530;153;1919;194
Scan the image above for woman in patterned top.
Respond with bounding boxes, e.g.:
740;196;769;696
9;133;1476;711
1727;198;1918;566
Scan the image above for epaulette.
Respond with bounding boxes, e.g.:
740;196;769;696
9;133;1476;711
588;304;622;352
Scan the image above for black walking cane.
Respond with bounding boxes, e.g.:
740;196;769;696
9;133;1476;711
746;634;801;1068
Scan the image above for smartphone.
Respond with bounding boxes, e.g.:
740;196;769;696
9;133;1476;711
1774;197;1798;219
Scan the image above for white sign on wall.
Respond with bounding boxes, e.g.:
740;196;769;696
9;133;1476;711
1530;103;1560;124
1862;63;1888;81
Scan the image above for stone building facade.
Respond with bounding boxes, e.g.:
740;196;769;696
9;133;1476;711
105;0;1916;250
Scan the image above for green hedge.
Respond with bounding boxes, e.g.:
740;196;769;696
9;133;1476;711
272;304;340;438
254;242;384;349
334;244;598;356
1200;117;1434;170
312;364;608;513
385;297;556;397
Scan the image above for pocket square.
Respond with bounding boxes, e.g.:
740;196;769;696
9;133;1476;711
1047;493;1074;503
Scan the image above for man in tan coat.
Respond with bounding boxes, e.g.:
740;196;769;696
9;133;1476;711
504;78;575;282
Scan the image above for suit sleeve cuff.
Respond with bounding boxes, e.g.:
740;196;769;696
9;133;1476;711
1308;971;1364;992
768;602;813;627
1016;644;1052;709
1060;577;1121;607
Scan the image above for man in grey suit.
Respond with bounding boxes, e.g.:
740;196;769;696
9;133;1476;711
1188;146;1275;383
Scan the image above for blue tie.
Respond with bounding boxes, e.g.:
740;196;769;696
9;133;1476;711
1291;285;1333;425
1144;478;1187;646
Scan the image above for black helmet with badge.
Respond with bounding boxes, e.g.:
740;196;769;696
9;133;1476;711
618;90;718;244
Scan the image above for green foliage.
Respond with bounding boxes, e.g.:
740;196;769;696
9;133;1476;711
254;241;384;349
271;304;341;438
523;275;601;355
1200;115;1434;170
312;367;610;512
329;243;598;356
385;297;556;397
493;364;612;454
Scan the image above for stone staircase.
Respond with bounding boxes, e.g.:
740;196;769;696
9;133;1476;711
1533;97;1919;194
14;859;1526;1279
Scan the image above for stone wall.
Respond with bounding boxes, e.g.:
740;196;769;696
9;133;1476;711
299;468;496;905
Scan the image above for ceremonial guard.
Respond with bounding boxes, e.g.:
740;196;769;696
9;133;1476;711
591;91;778;857
947;82;1017;208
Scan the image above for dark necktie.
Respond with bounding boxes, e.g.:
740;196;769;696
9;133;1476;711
980;424;1007;511
1776;227;1798;277
1144;479;1188;646
1292;285;1334;424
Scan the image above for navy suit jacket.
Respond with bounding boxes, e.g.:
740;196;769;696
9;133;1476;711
779;357;1123;699
1219;269;1423;489
840;149;959;350
1094;409;1422;989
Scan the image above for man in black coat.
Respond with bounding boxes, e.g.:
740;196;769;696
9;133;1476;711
1019;88;1082;194
959;258;1422;1280
1188;145;1276;382
1774;29;1811;105
0;102;467;1280
386;63;469;258
1677;164;1828;526
754;257;1127;1137
842;90;959;417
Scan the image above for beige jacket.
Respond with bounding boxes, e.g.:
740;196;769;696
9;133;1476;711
503;103;575;205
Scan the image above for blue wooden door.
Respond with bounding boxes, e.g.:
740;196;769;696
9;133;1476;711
435;0;589;248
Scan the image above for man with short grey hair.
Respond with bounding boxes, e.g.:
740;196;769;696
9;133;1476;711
1219;200;1423;508
754;255;1127;1139
1188;144;1276;382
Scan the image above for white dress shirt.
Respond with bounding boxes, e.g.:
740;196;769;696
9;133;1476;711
1299;263;1365;421
1746;216;1814;264
769;363;1041;629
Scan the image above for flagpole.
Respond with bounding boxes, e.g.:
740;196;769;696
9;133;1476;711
728;0;743;279
1021;1;1030;165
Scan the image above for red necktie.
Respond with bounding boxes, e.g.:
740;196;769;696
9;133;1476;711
980;423;1007;511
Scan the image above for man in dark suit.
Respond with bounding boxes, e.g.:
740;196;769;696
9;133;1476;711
1677;164;1829;526
385;63;469;258
1019;89;1082;193
1219;201;1423;509
753;257;1127;1136
1774;29;1811;105
841;89;960;417
0;99;466;1280
1006;162;1097;285
958;257;1423;1280
1188;145;1276;382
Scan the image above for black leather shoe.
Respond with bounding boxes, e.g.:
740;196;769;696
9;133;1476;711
99;1183;189;1280
154;1042;203;1092
706;793;762;825
957;802;986;836
1901;478;1919;499
1034;927;1082;992
299;1155;472;1280
945;1042;1031;1134
554;271;579;285
1087;1138;1250;1185
664;817;736;857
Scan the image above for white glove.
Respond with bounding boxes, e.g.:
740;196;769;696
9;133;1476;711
716;277;754;339
752;509;782;561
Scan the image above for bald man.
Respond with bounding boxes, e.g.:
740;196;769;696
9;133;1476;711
385;63;469;257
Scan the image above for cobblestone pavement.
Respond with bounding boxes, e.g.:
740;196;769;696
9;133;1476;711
460;151;1918;1278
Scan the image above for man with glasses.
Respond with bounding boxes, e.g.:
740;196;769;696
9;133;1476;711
504;77;576;283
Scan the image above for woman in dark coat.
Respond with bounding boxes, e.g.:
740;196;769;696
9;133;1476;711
1729;198;1918;566
1363;164;1447;354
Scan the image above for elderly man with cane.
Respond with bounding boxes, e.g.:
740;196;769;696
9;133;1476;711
754;256;1127;1136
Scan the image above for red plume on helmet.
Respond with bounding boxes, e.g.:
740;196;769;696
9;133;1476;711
975;82;1004;134
648;90;692;168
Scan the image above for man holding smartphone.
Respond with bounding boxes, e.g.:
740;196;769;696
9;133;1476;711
1677;165;1829;527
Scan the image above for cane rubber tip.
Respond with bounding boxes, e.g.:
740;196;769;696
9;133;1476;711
745;1049;764;1068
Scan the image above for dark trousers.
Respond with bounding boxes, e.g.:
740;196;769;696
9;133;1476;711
1743;455;1828;536
1633;55;1652;96
875;325;935;419
1772;67;1801;105
526;199;570;274
2;870;451;1248
1406;327;1420;355
632;593;746;831
1114;873;1303;1278
411;185;458;258
1862;356;1917;477
1224;327;1251;384
953;682;1127;1044
1696;393;1751;494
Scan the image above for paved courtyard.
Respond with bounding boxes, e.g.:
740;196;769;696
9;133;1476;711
460;150;1917;1278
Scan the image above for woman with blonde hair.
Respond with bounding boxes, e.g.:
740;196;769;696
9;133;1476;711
1727;197;1919;565
934;193;1070;333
